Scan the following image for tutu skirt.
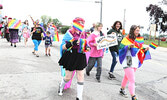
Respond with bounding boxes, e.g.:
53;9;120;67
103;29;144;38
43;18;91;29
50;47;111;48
58;49;87;71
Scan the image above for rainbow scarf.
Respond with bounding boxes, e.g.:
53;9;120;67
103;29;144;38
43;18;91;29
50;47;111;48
73;22;84;32
119;36;151;68
149;42;158;49
135;37;144;44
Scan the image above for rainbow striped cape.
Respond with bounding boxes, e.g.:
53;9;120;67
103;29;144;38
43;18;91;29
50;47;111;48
119;36;151;68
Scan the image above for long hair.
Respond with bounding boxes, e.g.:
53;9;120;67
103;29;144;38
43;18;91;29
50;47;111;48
112;21;122;32
129;25;140;40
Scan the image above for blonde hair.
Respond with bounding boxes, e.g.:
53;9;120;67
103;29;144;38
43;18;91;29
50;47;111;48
94;22;103;31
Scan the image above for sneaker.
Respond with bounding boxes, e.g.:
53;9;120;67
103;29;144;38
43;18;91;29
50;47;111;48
58;85;63;96
119;88;128;98
45;54;48;56
132;95;138;100
86;71;90;76
36;54;39;57
108;72;116;80
32;52;35;55
76;97;79;100
96;77;101;83
48;53;51;56
14;45;16;47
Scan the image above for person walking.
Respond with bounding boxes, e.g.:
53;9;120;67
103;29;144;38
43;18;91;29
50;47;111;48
31;21;44;57
119;25;150;100
107;21;123;79
86;22;104;82
22;20;30;47
58;17;89;100
43;31;52;56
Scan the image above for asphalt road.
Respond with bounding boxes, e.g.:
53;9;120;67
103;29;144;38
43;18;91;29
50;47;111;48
0;36;167;100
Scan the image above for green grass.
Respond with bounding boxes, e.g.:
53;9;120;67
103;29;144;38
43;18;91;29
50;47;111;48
144;40;167;48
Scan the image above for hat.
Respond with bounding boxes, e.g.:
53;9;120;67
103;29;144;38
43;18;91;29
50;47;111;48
72;17;85;32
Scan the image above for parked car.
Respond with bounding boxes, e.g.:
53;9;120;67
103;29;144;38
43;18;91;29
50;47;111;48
160;36;167;41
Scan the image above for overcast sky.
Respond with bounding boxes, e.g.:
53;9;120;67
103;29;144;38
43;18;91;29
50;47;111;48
0;0;162;34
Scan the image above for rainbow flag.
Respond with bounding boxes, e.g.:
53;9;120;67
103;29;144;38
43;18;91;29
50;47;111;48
8;19;21;29
78;39;88;53
149;42;158;49
73;22;84;32
119;36;151;68
135;37;144;44
53;32;59;42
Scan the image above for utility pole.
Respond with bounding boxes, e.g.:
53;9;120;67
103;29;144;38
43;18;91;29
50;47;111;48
95;0;103;23
122;9;126;35
123;9;126;29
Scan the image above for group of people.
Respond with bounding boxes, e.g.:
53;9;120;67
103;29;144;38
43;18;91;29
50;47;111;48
0;18;56;57
0;18;31;47
58;17;150;100
0;16;150;100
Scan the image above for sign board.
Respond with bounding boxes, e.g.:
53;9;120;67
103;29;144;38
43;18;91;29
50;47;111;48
95;34;118;50
150;24;156;32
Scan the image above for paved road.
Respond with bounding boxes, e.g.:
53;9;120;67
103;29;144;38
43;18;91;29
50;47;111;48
0;36;167;100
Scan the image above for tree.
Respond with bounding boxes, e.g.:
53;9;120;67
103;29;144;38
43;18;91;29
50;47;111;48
60;26;70;34
53;18;62;27
41;15;52;29
146;4;167;32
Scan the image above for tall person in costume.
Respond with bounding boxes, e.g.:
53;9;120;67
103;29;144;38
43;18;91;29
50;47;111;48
58;17;89;100
119;25;151;100
107;21;123;79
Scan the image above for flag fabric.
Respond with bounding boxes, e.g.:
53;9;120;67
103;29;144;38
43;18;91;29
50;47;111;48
149;42;158;49
53;32;59;42
119;36;151;68
78;39;88;53
8;19;21;29
135;37;144;44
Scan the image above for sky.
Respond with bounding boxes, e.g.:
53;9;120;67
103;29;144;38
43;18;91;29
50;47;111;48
0;0;163;35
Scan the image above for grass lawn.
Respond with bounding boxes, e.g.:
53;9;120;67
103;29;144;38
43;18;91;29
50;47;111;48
144;40;167;48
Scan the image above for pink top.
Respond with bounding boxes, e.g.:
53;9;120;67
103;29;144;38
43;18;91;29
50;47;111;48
88;32;103;57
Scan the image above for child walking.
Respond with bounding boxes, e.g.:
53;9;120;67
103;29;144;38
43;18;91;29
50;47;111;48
43;31;52;56
86;22;104;82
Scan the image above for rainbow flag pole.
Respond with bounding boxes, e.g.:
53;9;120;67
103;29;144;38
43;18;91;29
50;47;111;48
149;42;158;49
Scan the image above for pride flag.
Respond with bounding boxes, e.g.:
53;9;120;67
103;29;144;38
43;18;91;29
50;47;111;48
53;32;59;42
8;19;21;29
78;39;88;53
119;36;151;68
135;37;144;44
149;42;158;49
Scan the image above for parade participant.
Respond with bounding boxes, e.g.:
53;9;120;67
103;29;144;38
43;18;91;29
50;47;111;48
22;20;30;46
58;17;89;100
9;19;19;47
4;23;10;42
107;21;123;79
89;23;95;33
31;20;44;57
86;22;104;82
119;25;150;100
43;31;52;56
